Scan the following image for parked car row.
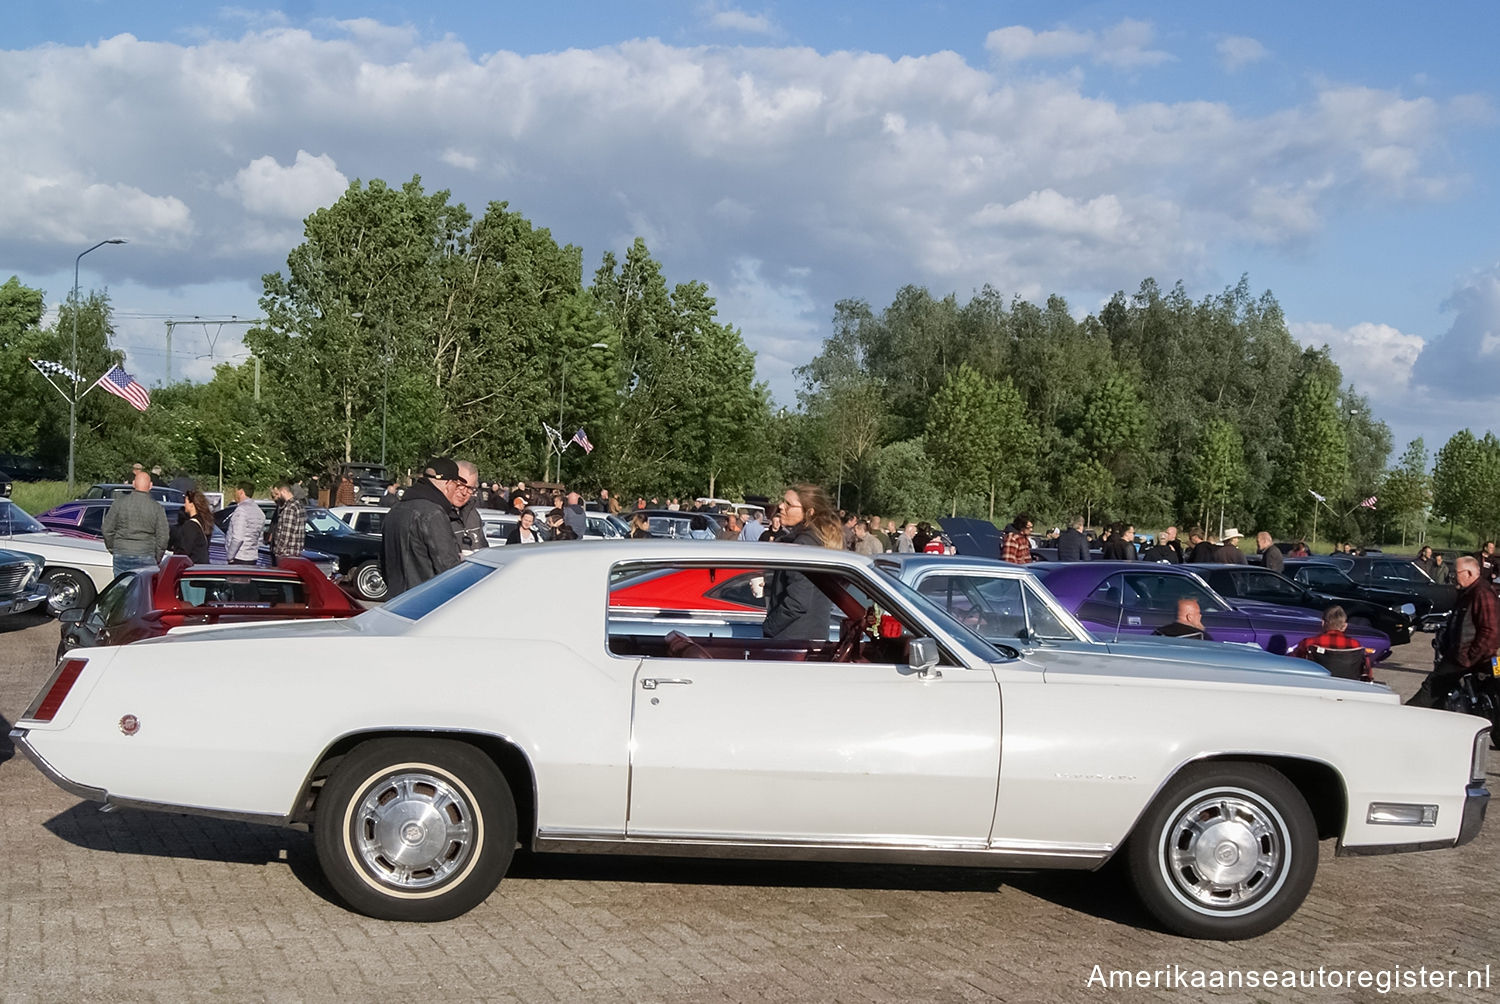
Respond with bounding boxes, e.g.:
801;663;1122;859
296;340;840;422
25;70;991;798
11;541;1488;940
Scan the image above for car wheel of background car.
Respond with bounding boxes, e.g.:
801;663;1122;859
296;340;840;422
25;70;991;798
314;738;516;922
353;561;387;601
41;568;96;617
1124;762;1316;940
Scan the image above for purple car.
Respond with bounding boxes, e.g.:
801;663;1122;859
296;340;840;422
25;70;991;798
1029;561;1392;663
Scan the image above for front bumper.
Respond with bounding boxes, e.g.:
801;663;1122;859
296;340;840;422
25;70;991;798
0;584;50;617
1337;783;1489;856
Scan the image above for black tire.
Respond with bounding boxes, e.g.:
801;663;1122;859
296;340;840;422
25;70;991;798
314;739;516;921
1124;762;1316;940
352;560;387;601
42;568;96;616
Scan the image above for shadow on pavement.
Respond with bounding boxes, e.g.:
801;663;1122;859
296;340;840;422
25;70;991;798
34;800;1155;928
0;610;51;636
0;713;12;764
43;801;312;869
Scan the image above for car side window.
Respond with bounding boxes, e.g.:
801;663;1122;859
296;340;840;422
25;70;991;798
608;562;922;666
1021;584;1077;641
92;576;137;625
914;573;1026;640
1123;572;1222;613
1243;571;1298;601
82;508;107;534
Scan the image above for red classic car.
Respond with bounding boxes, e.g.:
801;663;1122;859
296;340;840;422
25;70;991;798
609;566;765;612
57;554;362;658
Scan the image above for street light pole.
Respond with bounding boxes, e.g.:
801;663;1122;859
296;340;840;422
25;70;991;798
69;238;127;493
381;319;391;470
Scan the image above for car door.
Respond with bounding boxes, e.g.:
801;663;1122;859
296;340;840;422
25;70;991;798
619;563;1001;845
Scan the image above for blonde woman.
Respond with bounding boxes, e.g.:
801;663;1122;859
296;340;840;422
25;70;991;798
763;484;842;639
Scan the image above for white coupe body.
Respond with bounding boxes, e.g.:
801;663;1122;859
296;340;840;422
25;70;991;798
12;542;1490;937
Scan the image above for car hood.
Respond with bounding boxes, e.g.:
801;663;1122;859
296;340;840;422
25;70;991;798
1097;637;1329;676
1040;641;1398;702
0;530;109;555
1224;598;1325;624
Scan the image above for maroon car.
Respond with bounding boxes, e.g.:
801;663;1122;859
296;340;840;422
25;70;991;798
57;555;361;659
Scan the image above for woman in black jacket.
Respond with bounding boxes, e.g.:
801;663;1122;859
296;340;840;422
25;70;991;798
170;490;213;564
762;484;843;640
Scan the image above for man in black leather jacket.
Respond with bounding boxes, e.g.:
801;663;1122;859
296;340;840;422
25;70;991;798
381;458;467;597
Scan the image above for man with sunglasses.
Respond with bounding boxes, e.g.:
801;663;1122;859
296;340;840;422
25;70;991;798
380;457;469;597
452;460;490;554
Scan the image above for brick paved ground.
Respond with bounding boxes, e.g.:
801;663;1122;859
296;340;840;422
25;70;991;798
2;611;1497;1002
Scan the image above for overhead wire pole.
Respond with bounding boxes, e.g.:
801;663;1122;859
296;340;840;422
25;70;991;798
157;316;266;386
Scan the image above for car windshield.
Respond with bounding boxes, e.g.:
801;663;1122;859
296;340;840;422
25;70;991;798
1373;561;1431;583
0;500;45;535
306;510;354;535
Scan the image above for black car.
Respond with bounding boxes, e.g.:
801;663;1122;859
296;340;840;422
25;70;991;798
1197;564;1415;645
0;547;48;617
81;483;186;504
0;468;11;498
338;462;392;505
1284;558;1451;631
215;501;386;600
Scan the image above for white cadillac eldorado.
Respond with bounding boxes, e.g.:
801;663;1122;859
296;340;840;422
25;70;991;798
11;542;1491;939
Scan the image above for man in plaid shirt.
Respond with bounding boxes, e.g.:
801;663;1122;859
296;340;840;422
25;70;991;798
271;479;307;565
1290;605;1371;680
1001;512;1034;565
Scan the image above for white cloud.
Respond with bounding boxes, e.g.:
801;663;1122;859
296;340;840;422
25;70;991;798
986;19;1172;70
1411;265;1500;397
224;151;348;219
1217;36;1268;72
441;148;480;170
1290;320;1425;395
701;3;777;36
0;26;1486;403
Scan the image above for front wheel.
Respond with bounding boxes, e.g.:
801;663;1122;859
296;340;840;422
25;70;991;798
314;739;516;921
1124;762;1316;940
352;560;387;601
42;568;96;616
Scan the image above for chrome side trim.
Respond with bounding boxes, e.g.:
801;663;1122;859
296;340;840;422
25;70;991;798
10;728;107;802
102;794;289;827
535;828;1110;869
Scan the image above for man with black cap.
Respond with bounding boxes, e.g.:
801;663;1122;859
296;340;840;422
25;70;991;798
381;457;469;597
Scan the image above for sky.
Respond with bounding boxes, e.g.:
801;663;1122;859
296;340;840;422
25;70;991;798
3;1;1498;464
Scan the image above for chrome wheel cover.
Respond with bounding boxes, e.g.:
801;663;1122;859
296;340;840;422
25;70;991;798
350;770;477;891
1156;786;1290;917
46;575;81;614
356;564;386;600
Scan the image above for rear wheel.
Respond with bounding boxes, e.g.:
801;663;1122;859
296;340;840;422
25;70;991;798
1124;762;1316;940
42;568;95;616
352;561;387;601
314;739;515;921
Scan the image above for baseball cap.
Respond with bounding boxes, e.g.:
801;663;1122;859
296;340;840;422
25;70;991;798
423;457;461;481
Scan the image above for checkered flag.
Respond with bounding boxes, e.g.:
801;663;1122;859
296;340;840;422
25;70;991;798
29;358;82;383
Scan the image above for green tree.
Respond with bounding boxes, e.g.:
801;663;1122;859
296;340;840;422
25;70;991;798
925;364;1036;519
1378;438;1430;546
1432;430;1481;545
867;437;943;520
1186;419;1247;532
1278;361;1349;537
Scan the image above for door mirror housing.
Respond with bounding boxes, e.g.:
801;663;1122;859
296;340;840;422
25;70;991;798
58;607;86;624
908;637;941;679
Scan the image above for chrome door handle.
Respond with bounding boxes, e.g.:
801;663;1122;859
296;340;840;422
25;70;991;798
641;678;694;690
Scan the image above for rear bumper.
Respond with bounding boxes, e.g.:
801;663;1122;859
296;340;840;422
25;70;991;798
9;727;107;802
0;584;49;617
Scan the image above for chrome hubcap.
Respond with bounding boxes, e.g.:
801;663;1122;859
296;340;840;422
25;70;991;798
353;772;474;890
47;578;79;614
1161;791;1286;914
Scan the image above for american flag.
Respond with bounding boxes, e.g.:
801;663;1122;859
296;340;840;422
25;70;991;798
1359;496;1378;510
571;428;594;454
93;365;151;412
29;358;82;383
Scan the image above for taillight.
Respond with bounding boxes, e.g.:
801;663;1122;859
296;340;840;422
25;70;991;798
24;658;88;722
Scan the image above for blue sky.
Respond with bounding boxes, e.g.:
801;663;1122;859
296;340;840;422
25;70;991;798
3;1;1498;459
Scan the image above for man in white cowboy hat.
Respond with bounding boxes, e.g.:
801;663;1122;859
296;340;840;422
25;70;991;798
1217;527;1247;564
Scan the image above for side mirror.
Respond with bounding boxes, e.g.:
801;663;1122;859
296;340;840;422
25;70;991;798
58;607;86;624
907;637;941;679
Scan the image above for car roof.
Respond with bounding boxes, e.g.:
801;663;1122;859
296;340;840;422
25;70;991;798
466;538;874;570
874;552;1037;578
